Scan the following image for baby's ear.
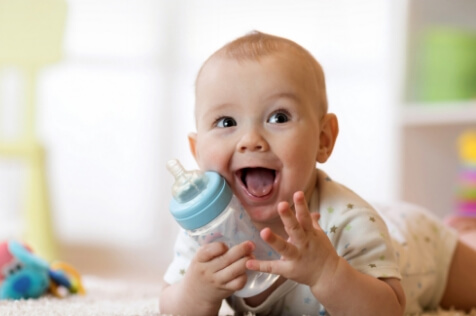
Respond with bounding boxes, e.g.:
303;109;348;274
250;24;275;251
316;113;339;163
188;132;199;160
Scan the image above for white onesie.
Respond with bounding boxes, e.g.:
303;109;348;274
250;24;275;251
163;169;458;315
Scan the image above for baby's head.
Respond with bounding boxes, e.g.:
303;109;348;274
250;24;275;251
189;31;338;228
195;31;328;118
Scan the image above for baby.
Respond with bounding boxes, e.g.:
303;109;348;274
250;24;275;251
160;31;476;315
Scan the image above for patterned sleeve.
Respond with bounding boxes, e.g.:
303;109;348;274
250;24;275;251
163;229;200;285
319;203;402;280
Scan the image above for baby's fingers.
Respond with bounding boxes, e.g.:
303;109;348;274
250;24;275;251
216;255;249;291
293;191;314;232
196;242;229;263
278;201;306;242
196;241;254;270
260;227;298;259
311;212;321;230
218;241;255;268
246;257;281;275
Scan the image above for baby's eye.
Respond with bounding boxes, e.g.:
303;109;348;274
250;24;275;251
215;117;237;128
268;111;290;124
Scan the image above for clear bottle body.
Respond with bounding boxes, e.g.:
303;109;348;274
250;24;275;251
188;195;280;297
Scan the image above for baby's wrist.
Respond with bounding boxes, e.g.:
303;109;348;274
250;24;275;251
183;274;225;309
309;255;344;299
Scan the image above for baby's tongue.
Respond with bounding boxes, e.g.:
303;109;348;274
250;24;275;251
245;168;274;197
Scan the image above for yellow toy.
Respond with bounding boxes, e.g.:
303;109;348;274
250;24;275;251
0;0;67;260
456;130;476;216
459;130;476;163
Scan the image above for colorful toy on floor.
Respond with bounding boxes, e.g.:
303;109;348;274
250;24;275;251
0;240;85;299
455;130;476;217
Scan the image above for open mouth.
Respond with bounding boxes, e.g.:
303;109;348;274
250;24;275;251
238;167;276;198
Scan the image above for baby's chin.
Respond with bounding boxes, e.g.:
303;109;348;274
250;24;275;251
242;203;282;227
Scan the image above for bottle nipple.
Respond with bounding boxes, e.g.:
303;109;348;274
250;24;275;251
166;159;209;203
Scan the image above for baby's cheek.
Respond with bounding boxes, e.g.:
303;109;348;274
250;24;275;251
197;145;228;172
286;170;315;199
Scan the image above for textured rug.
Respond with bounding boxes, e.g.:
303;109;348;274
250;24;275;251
0;276;474;315
0;276;161;316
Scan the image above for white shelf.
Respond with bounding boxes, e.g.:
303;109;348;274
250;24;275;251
396;0;476;218
401;101;476;127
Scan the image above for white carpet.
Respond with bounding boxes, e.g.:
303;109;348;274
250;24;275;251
0;276;161;316
0;276;474;315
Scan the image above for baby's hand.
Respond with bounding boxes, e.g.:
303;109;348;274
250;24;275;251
183;240;254;305
246;191;339;288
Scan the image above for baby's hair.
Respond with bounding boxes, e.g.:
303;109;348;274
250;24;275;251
196;31;328;114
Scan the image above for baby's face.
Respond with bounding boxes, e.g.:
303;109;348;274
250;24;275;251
190;53;325;228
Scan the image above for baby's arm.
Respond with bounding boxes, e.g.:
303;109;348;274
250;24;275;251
313;256;405;315
160;241;254;315
246;191;406;316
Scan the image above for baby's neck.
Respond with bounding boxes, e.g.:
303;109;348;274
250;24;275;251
254;217;288;240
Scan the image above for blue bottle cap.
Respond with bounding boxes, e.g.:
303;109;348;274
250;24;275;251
169;171;232;230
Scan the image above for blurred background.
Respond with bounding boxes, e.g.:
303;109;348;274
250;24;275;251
0;0;475;283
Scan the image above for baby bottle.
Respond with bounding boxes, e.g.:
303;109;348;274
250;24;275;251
166;159;280;297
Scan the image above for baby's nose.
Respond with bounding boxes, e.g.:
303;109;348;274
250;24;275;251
237;130;269;152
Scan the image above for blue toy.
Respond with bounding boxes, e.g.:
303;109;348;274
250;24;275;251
0;240;85;299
